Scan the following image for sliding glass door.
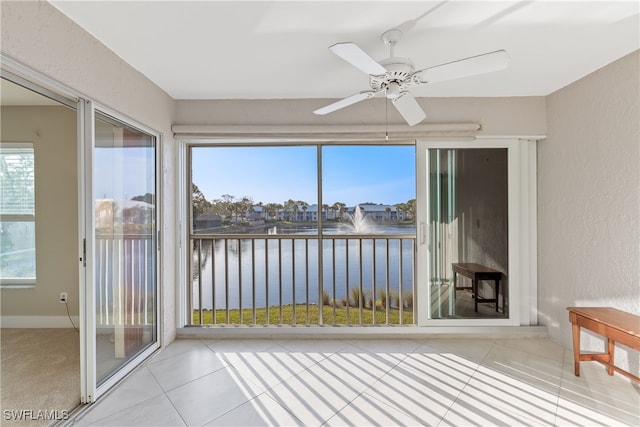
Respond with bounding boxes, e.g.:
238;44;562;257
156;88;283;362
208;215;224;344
427;147;509;319
81;104;160;401
416;139;533;326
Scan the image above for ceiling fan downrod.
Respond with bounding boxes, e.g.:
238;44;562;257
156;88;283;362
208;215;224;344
381;28;403;58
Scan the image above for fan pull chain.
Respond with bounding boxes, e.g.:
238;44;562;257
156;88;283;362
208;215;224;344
385;97;389;141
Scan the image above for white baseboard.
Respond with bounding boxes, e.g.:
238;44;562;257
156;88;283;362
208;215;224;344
178;325;548;340
1;315;80;328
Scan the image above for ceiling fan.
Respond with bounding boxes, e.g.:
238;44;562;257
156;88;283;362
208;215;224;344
313;28;510;126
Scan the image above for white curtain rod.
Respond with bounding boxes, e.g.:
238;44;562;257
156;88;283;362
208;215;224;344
172;123;482;140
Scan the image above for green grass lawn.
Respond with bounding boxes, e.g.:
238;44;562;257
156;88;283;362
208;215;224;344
192;304;414;326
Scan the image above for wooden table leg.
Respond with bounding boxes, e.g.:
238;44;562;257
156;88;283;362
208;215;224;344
607;339;615;376
495;280;500;312
572;322;581;376
473;279;478;312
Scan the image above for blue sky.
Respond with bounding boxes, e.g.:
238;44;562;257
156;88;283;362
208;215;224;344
191;145;415;206
95;147;155;200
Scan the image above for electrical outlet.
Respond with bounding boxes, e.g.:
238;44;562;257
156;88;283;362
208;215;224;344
60;292;67;303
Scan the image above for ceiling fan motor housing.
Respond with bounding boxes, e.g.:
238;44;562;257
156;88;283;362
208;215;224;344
369;57;416;98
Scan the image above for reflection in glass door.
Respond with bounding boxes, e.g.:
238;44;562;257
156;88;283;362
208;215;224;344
428;148;508;319
93;112;157;384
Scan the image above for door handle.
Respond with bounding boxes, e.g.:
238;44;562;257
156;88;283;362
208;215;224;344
420;222;426;245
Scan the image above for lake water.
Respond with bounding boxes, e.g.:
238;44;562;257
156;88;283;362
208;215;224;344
191;224;416;310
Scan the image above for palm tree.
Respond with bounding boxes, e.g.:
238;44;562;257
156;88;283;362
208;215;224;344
264;203;280;220
405;198;416;220
322;204;330;220
331;202;346;220
298;200;309;221
284;199;298;221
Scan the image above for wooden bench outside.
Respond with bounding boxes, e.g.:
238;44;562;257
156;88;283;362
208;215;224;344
567;306;640;383
452;263;503;313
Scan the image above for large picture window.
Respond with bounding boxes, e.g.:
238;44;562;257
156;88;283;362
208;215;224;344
0;142;36;286
188;144;416;326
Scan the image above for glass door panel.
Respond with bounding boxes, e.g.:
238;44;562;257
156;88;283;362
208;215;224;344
428;148;508;319
93;112;157;384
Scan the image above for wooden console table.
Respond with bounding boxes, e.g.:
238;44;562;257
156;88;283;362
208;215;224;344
452;263;502;312
567;307;640;383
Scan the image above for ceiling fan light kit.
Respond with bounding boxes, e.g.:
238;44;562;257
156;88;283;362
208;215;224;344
314;28;510;126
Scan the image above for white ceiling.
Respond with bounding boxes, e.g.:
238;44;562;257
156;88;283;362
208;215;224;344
49;1;639;100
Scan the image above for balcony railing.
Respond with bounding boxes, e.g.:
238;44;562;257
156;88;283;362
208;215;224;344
95;234;155;326
188;234;416;326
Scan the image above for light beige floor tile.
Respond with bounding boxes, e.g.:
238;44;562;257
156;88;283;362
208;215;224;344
219;344;323;392
554;395;637;427
344;338;422;355
147;339;208;363
166;367;261;426
84;394;185;427
277;339;350;357
457;371;559;426
205;394;304;427
410;343;480;377
365;352;472;426
323;392;424;427
558;361;640;425
325;344;402;387
439;398;548;427
265;352;384;425
70;337;637;427
494;338;567;363
206;338;281;353
73;366;164;426
480;343;564;394
147;346;228;391
421;338;496;364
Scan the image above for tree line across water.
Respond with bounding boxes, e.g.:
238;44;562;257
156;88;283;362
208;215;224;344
192;183;416;223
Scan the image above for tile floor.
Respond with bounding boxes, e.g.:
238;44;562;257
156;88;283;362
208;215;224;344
70;337;639;426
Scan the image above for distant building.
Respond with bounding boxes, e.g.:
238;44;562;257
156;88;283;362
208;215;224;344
194;213;223;229
346;204;405;221
246;213;264;226
255;202;408;222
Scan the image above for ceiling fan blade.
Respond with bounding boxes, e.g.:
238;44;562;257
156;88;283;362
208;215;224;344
313;91;376;115
416;50;510;83
392;92;426;126
329;42;387;76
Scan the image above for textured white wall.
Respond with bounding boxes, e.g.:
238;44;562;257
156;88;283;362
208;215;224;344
1;1;177;344
538;51;640;376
